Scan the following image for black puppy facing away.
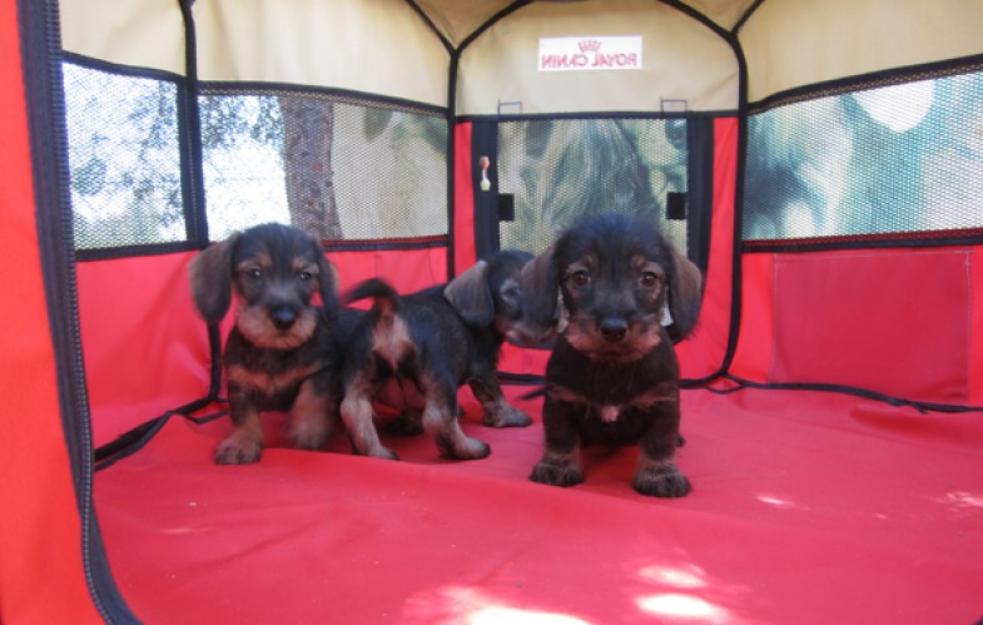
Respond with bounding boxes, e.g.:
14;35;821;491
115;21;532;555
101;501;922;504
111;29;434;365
339;250;535;461
520;214;702;497
189;223;345;464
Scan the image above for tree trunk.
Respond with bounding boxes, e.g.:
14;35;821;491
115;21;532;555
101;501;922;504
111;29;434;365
278;96;343;239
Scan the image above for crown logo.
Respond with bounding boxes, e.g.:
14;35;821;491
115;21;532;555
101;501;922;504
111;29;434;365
578;39;602;53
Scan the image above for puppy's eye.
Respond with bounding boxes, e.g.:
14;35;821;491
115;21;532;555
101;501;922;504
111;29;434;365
570;270;590;287
298;271;313;281
640;271;661;288
245;268;262;280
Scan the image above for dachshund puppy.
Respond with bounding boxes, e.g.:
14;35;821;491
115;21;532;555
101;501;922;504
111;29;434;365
339;250;535;461
520;214;702;497
189;223;344;464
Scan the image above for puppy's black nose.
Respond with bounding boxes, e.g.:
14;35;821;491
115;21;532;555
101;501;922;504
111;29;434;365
270;306;297;330
600;318;628;342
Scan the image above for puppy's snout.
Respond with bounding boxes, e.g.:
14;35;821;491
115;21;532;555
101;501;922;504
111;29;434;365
600;318;628;342
270;306;298;330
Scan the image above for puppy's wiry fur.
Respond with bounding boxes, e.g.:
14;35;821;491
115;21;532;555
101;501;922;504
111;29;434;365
189;223;345;464
520;214;702;497
339;250;535;461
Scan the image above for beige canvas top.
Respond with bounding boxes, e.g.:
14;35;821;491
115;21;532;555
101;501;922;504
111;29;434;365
60;0;983;111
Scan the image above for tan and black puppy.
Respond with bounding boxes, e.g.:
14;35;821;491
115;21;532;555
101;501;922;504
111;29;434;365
520;214;702;497
338;250;536;461
189;223;345;464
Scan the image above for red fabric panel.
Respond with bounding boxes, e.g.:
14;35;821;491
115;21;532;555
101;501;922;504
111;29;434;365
733;247;981;404
497;342;550;376
330;246;447;294
0;4;103;622
453;122;477;276
730;253;775;381
95;387;983;625
78;253;212;447
971;251;983;404
78;246;448;447
675;117;738;379
771;249;970;402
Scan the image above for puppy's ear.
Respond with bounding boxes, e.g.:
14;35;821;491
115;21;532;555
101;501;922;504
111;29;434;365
444;260;494;326
189;233;239;323
667;245;703;340
517;243;560;331
312;238;340;319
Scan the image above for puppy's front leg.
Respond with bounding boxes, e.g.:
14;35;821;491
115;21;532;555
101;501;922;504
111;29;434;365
634;398;690;498
530;396;584;487
215;387;263;464
468;370;532;428
288;376;336;451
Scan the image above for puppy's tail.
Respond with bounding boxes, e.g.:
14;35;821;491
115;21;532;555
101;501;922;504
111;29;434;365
343;278;402;317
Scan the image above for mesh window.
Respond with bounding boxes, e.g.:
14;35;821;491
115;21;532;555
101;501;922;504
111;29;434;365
201;91;448;242
63;63;185;249
744;70;983;241
497;118;688;255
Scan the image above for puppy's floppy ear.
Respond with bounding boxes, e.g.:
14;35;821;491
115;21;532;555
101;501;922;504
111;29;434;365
667;244;703;340
312;237;340;319
189;233;239;323
518;242;560;330
444;260;494;326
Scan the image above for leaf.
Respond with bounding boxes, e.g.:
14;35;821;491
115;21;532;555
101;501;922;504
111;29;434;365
363;108;393;141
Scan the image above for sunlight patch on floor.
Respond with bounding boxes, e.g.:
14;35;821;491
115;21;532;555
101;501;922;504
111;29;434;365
636;593;729;622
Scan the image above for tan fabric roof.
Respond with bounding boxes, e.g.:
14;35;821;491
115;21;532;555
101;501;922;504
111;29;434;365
60;0;983;110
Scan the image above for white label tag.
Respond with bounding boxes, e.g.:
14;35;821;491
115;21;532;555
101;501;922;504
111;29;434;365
538;36;643;72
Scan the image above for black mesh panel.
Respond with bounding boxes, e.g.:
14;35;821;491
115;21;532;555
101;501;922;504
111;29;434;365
497;118;688;254
744;71;983;241
62;63;184;249
200;90;448;242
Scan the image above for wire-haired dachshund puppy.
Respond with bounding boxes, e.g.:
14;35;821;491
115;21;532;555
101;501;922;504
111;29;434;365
189;222;344;464
339;250;536;461
520;214;702;497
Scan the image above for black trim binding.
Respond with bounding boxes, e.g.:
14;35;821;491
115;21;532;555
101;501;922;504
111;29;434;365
200;80;447;117
322;235;449;252
685;117;714;276
731;0;766;35
743;228;983;254
18;0;141;622
61;50;185;82
76;240;200;262
94;399;226;472
659;0;749;387
74;235;451;261
458;109;738;123
178;0;208;246
403;0;454;55
749;53;983;114
723;375;983;414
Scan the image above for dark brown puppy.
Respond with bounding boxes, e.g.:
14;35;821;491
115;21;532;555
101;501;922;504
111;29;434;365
339;250;535;461
520;214;702;497
189;223;345;464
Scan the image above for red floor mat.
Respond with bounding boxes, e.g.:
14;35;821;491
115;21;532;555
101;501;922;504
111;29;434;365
95;388;983;625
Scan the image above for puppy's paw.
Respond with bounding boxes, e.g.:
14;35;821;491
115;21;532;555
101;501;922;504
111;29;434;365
530;455;584;487
483;406;533;428
439;436;491;461
359;445;399;461
382;416;424;437
633;466;691;498
214;434;262;465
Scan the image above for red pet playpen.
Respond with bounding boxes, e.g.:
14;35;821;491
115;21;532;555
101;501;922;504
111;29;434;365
2;1;982;624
